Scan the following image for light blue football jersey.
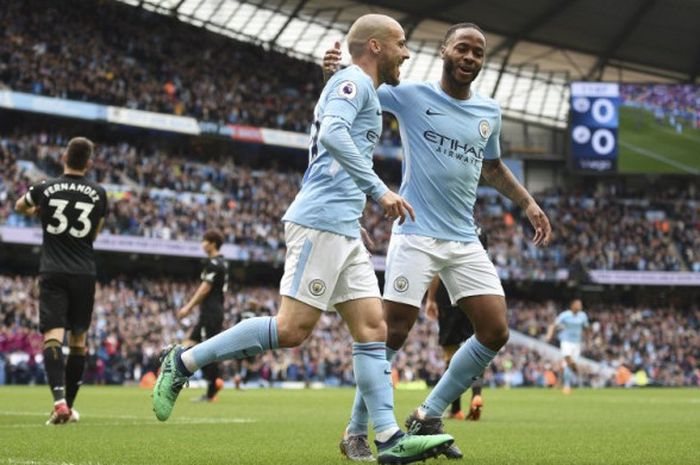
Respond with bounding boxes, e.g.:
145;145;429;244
283;65;386;238
378;80;502;243
555;310;589;343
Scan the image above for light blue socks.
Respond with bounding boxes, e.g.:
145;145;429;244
421;336;497;418
563;365;573;388
352;343;398;434
347;347;397;435
182;316;279;372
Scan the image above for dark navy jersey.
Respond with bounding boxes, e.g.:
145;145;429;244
25;174;107;275
200;254;228;316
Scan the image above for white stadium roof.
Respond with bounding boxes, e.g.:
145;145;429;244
116;0;699;129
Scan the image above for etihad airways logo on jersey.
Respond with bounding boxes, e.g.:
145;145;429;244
43;182;100;203
424;130;484;164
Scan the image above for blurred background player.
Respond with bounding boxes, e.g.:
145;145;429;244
176;229;228;402
425;227;490;422
152;14;454;464
546;298;589;394
14;137;107;424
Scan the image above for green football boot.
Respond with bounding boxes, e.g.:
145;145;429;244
405;410;463;459
152;344;190;421
376;431;454;464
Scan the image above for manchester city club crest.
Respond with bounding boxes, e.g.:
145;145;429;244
479;119;491;139
337;81;357;99
393;276;409;293
308;279;326;296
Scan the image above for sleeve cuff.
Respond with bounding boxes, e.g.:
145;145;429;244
370;182;390;202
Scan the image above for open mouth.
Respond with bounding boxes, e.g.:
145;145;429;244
457;66;474;77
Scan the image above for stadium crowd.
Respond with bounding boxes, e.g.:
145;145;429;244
2;275;698;388
1;1;413;143
3;133;698;274
1;0;319;132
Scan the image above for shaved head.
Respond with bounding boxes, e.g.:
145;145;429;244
347;14;403;58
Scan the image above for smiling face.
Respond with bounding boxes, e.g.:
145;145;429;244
376;23;410;86
441;27;486;89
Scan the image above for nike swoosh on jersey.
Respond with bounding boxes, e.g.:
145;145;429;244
426;108;445;116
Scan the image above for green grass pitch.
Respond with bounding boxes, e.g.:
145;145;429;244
618;106;700;174
1;386;699;465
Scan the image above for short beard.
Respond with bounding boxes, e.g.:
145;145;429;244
444;59;480;87
379;56;400;86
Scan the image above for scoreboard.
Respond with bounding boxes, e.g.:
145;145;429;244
570;82;620;172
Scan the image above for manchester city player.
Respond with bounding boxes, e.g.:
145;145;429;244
152;14;452;464
546;298;589;394
324;22;552;460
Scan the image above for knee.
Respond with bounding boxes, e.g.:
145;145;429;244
386;323;408;349
478;324;509;351
68;331;87;348
355;318;387;343
276;320;314;348
384;305;417;349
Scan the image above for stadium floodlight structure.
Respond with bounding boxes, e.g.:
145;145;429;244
116;0;699;129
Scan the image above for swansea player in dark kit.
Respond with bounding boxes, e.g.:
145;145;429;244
14;137;107;425
425;228;489;423
176;229;229;402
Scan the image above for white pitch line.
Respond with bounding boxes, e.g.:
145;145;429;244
3;458;115;465
0;411;255;423
619;140;700;175
0;411;140;420
0;418;254;429
0;411;256;429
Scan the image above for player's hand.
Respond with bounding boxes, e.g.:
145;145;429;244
425;299;439;321
378;191;415;225
323;41;342;80
360;226;375;251
176;307;189;319
525;201;552;247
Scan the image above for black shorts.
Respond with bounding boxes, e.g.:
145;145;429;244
438;306;474;347
39;273;96;334
189;314;223;343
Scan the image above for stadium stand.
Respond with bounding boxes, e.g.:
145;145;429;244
3;133;698;273
1;0;319;131
2;275;698;387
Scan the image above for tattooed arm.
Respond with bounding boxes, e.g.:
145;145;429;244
481;158;552;246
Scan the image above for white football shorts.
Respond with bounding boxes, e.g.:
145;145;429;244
383;234;504;308
279;222;381;312
560;341;582;361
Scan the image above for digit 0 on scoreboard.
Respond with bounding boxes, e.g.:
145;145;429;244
569;82;620;173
